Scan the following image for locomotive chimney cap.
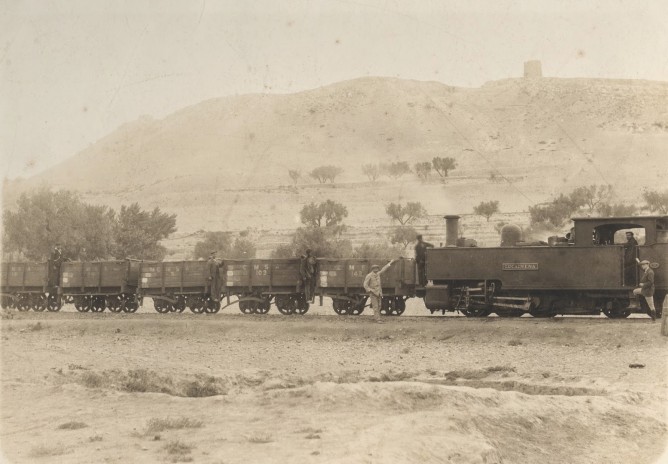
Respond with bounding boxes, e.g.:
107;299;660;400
443;215;461;219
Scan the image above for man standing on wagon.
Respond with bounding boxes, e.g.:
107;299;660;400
414;235;434;287
363;259;396;323
207;251;221;302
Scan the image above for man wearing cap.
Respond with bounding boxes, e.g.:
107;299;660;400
363;259;396;322
208;251;221;302
414;235;434;287
623;231;638;285
633;259;656;321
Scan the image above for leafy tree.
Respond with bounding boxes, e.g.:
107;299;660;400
642;189;668;214
414;162;432;181
361;164;381;182
378;163;391;179
596;202;639;217
271;243;295;259
569;185;613;213
385;202;427;225
432;157;457;180
300;200;348;229
528;194;578;229
2;188;115;260
353;242;403;259
291;226;352;258
473;200;500;222
193;231;233;259
488;171;503;183
113;203;177;260
389;225;418;249
288;169;301;185
386;161;411;179
229;237;257;259
309;165;343;183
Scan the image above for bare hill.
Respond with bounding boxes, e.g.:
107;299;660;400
4;76;668;234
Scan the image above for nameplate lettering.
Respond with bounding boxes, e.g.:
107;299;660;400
502;263;538;271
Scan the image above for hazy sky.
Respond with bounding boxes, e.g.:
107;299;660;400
2;0;667;178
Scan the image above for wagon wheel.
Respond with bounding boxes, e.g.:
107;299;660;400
349;296;367;316
47;294;62;312
0;295;10;309
293;295;309;315
16;295;30;312
188;295;205;314
33;294;48;312
174;295;187;313
153;298;171;314
74;296;91;312
90;296;106;312
393;298;406;316
203;297;221;314
332;298;348;315
121;294;139;313
275;295;295;315
238;297;254;314
106;295;123;313
380;297;394;316
603;299;631;319
253;297;271;314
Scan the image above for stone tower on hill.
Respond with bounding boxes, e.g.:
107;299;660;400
524;60;543;78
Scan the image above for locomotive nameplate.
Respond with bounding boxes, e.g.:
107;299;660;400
502;263;538;271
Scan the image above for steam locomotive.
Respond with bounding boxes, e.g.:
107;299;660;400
1;214;666;319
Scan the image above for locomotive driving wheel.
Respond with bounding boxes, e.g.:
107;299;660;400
602;299;631;319
528;296;556;318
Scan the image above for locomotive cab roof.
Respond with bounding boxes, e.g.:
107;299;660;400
571;215;668;246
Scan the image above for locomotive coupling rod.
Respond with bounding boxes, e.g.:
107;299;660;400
490;302;529;310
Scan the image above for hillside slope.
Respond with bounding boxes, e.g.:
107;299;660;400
4;76;668;233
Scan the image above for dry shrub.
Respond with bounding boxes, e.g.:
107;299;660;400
145;417;203;434
508;339;523;346
123;369;175;393
163;440;194;462
27;322;45;331
29;444;69;458
57;421;87;430
79;371;106;388
245;432;273;444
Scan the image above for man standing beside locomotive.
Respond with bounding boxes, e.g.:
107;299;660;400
414;235;434;287
363;259;396;323
633;259;656;321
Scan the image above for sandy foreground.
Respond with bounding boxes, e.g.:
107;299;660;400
1;304;667;464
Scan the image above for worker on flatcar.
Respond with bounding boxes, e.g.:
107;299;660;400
48;243;63;288
207;251;221;302
633;259;656;321
623;231;638;285
414;235;434;287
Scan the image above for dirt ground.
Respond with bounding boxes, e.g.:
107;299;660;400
1;304;667;464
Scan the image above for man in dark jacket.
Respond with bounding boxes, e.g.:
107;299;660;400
633;259;656;321
623;231;638;285
414;235;434;287
300;249;316;303
207;252;221;302
49;244;63;288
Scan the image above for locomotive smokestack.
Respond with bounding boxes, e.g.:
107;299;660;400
444;215;460;247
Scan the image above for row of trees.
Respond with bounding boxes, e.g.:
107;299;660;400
2;189;177;261
192;231;257;260
287;156;458;186
529;186;668;229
